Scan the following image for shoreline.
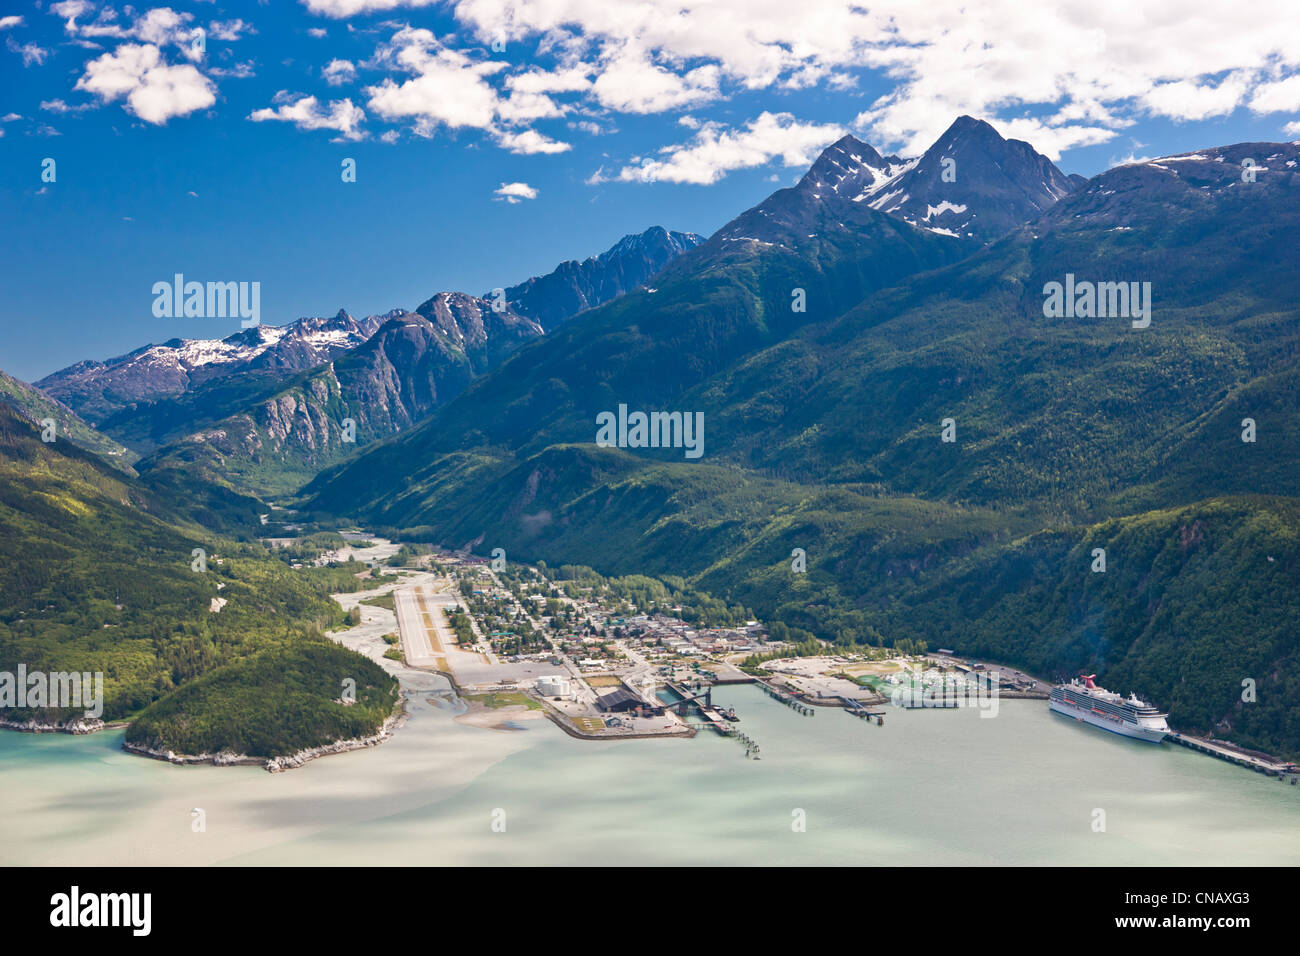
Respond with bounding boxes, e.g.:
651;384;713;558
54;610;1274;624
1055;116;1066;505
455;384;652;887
453;696;547;732
0;716;121;734
119;703;409;773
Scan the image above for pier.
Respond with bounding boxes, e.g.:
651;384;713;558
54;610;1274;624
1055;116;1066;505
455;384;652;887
666;679;761;757
895;694;960;709
841;697;885;725
663;680;738;738
756;680;815;716
696;703;735;736
1167;732;1299;781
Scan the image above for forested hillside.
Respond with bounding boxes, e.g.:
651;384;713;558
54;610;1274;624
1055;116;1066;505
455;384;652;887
0;403;396;755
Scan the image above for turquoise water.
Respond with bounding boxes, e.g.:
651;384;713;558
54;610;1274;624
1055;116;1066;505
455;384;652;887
2;688;1298;865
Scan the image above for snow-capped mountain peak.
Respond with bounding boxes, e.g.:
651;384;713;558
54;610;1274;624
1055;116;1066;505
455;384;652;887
851;115;1075;240
36;309;392;423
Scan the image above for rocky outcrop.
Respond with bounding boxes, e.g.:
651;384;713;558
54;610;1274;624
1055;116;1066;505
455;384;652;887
0;716;107;734
499;226;704;331
121;708;407;772
264;709;405;771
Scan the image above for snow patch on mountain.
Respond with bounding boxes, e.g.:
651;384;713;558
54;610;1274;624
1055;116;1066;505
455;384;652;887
923;201;969;220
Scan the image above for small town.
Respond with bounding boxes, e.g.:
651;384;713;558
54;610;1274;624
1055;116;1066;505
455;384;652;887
322;536;1048;755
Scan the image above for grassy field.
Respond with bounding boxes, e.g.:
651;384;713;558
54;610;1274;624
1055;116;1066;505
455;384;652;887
468;692;543;711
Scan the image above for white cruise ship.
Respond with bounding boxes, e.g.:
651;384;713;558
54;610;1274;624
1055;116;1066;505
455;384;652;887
1048;675;1169;743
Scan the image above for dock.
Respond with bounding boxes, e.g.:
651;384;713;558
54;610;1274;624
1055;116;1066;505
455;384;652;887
696;703;735;736
664;680;742;737
1167;732;1299;781
841;697;885;724
665;680;762;756
756;680;815;716
895;693;961;709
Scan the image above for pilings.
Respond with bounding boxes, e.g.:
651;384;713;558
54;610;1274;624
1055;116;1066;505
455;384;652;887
757;680;815;716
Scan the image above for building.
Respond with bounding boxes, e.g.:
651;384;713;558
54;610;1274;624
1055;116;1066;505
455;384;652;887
595;688;642;713
536;675;571;698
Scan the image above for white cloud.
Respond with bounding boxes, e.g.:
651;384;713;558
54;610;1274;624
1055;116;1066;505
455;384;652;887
494;181;538;203
322;58;357;86
591;45;719;114
364;27;505;134
46;5;247;123
40;98;94;114
61;0;1291;166
1284;120;1300;138
495;88;565;123
52;6;224;61
50;1;97;30
209;61;256;79
303;0;439;16
7;37;49;66
75;43;216;124
0;16;24;30
1250;75;1300;114
307;28;329;39
360;29;597;146
441;0;1300;157
495;128;571;153
506;66;591;95
249;95;367;140
209;19;256;42
993;117;1118;161
568;118;610;136
612;111;844;185
1143;75;1250;121
135;8;201;54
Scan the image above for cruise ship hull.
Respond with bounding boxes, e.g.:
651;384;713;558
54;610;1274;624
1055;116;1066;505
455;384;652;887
1049;698;1168;743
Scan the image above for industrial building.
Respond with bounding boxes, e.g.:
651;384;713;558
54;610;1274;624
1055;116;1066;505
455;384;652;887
536;675;571;698
595;687;642;713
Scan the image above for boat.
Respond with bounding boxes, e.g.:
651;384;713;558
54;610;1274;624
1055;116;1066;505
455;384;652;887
1048;674;1168;743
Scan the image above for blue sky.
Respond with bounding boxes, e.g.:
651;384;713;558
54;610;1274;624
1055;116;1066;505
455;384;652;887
3;0;1300;382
